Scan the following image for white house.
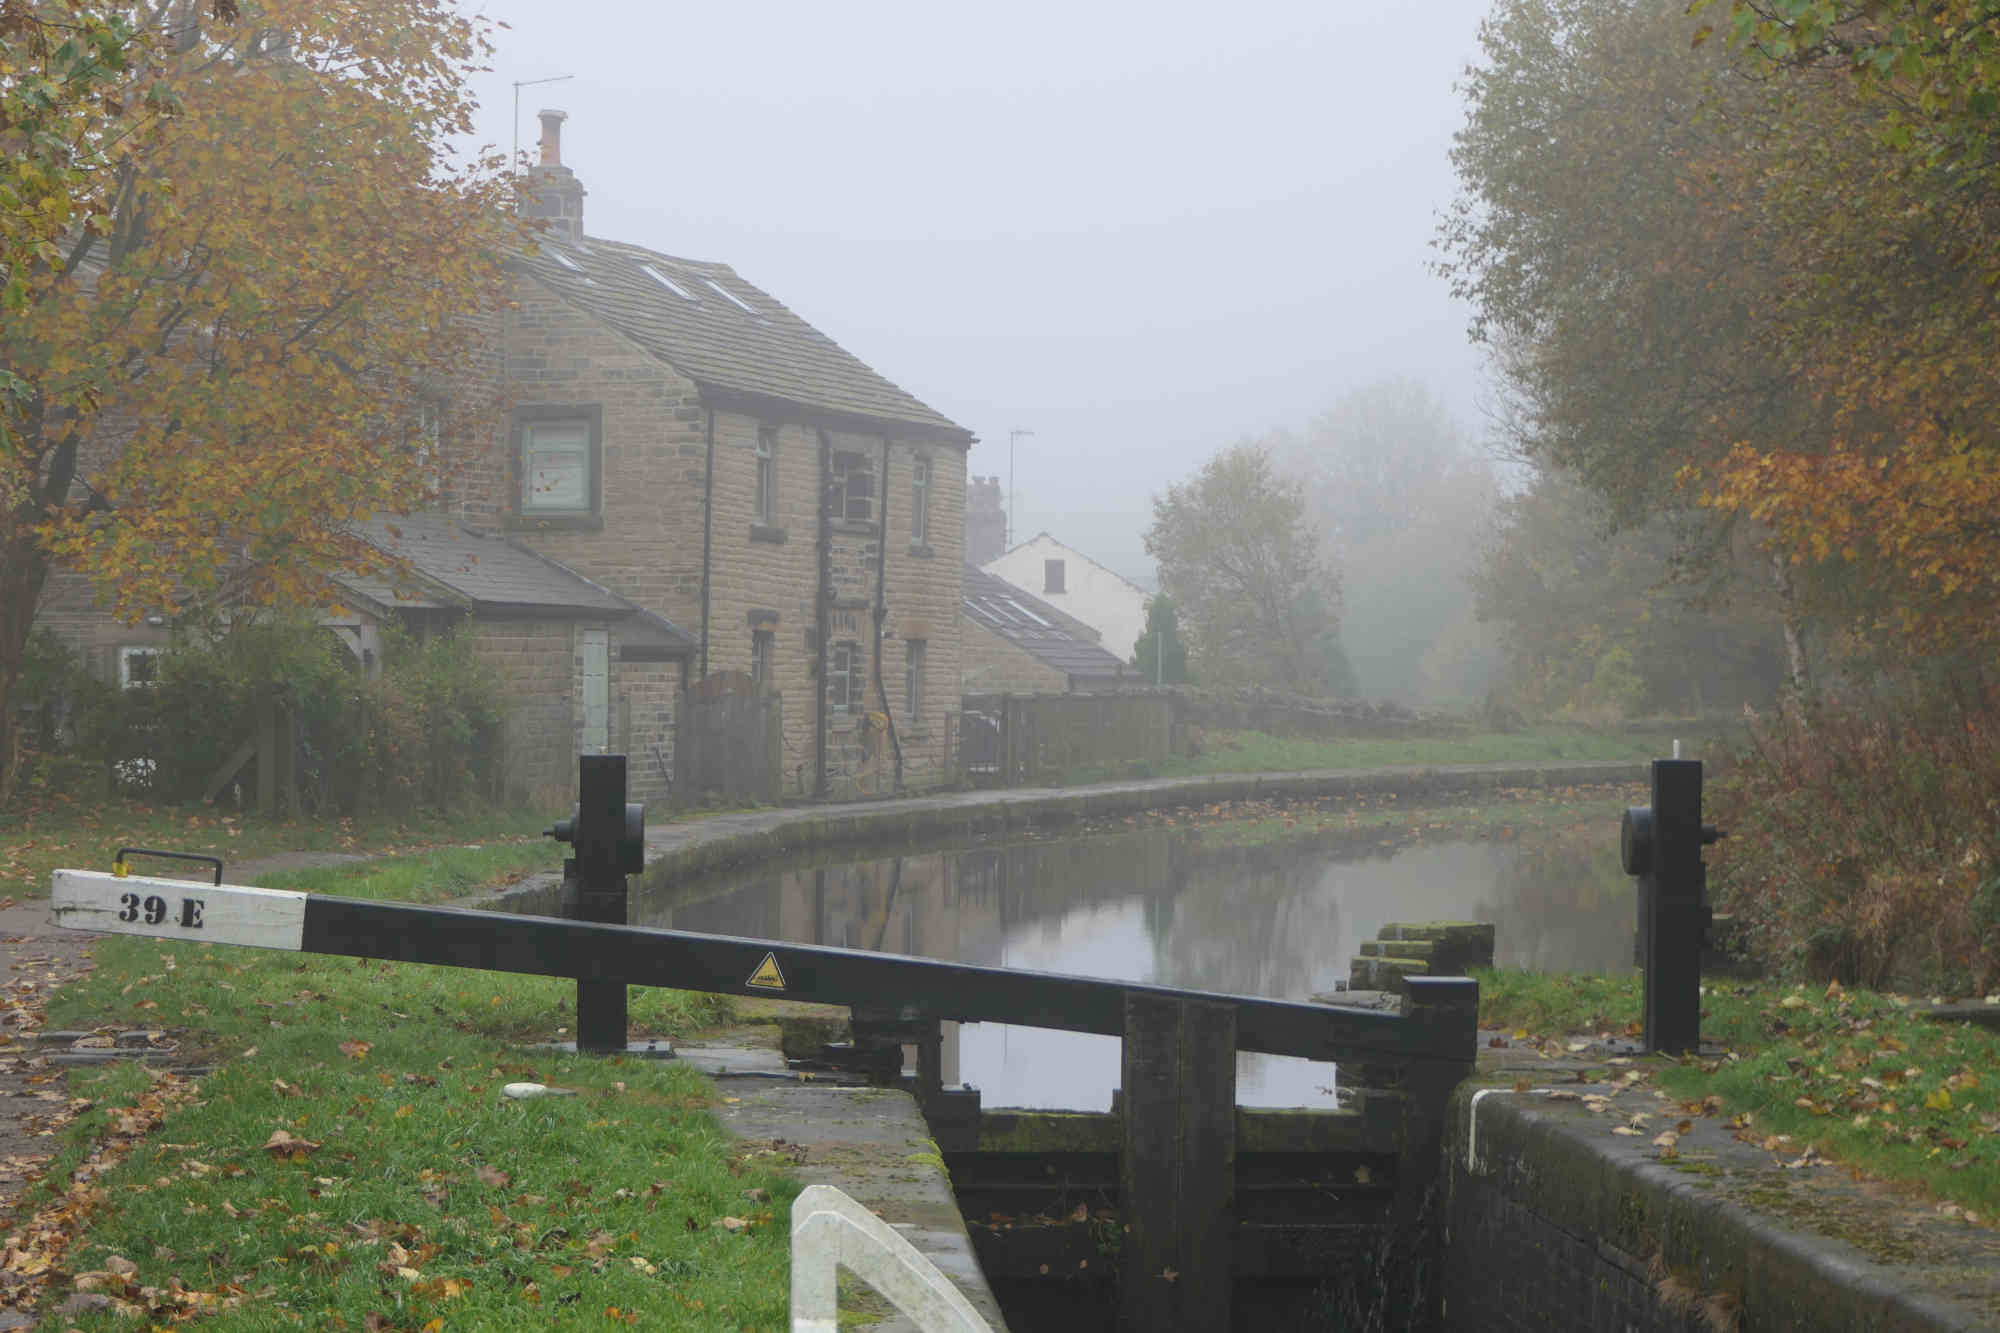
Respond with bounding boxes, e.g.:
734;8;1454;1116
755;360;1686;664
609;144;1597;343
982;533;1151;666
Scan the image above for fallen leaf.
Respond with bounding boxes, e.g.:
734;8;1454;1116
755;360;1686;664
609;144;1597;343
474;1165;509;1188
262;1130;321;1160
339;1040;372;1060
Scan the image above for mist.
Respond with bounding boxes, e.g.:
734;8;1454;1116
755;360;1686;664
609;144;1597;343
460;0;1498;584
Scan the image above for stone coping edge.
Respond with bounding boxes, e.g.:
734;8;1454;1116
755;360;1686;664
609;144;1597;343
1448;1082;1993;1333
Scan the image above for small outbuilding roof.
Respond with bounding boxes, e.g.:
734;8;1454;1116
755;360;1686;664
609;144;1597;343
962;566;1131;684
338;515;695;657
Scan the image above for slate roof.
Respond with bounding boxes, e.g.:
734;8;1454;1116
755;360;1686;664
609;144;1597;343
962;566;1130;683
338;515;694;656
514;235;972;444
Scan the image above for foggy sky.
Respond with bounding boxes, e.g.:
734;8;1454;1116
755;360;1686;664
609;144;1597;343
461;0;1495;583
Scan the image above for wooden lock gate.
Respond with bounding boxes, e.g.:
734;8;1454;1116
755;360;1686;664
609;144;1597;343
53;755;1479;1331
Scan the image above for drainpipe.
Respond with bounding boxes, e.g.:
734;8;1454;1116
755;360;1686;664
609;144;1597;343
699;406;715;678
872;435;904;792
814;429;832;799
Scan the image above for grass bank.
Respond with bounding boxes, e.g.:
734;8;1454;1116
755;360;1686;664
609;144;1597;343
1479;968;2000;1221
28;844;794;1331
0;799;555;903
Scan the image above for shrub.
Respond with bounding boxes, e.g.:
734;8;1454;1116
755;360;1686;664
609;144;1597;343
1710;676;2000;994
18;616;505;815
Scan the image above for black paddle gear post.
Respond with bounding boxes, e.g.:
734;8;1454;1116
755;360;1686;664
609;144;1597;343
546;754;646;1054
1621;758;1724;1055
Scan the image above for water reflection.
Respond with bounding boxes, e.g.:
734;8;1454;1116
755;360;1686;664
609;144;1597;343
636;821;1634;1110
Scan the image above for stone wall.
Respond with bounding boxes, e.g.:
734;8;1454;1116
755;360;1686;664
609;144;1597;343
450;276;967;803
465;616;679;807
1170;686;1454;740
454;277;709;633
1441;1083;1987;1332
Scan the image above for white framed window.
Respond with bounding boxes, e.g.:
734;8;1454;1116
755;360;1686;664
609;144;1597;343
829;640;863;715
1045;558;1066;594
910;455;930;544
904;639;926;724
516;410;598;515
118;646;160;690
830;451;874;523
755;426;778;525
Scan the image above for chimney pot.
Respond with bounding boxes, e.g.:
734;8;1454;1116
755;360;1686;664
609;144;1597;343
537;108;568;167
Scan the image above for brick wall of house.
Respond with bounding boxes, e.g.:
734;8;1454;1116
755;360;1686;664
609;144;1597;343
465;616;577;806
454;278;709;634
654;412;967;800
448;274;967;803
961;620;1070;695
616;660;681;805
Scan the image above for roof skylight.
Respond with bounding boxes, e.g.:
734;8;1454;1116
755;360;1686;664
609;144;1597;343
1000;598;1052;628
703;278;757;314
549;249;583;272
641;264;699;302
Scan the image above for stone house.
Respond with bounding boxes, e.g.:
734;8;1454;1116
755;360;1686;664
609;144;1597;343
431;110;974;801
32;108;972;806
961;566;1131;694
983;533;1150;667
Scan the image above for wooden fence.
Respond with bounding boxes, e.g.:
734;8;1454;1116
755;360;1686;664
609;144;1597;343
958;692;1177;785
674;671;781;807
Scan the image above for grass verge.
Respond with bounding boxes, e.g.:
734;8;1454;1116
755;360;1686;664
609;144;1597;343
0;799;556;902
29;844;791;1330
1478;968;2000;1220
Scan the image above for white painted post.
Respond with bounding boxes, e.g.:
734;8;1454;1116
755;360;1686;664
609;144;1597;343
790;1184;992;1333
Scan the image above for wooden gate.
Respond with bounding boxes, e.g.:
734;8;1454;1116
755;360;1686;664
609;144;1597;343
674;671;781;807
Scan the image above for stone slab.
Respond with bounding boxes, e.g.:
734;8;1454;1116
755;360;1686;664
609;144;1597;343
694;1055;1008;1332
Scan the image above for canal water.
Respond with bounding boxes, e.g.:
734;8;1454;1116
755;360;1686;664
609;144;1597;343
633;806;1635;1111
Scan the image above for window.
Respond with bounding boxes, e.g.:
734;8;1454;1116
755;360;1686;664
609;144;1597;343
750;629;774;694
119;646;160;690
830;451;875;523
910;455;931;544
829;640;863;715
703;277;757;314
515;409;599;516
1045;558;1066;594
640;263;698;301
904;639;926;725
754;427;777;525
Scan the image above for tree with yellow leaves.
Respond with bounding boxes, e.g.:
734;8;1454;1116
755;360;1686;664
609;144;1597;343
1;0;521;798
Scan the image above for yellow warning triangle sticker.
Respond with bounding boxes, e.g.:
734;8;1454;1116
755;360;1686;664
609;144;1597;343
746;952;786;991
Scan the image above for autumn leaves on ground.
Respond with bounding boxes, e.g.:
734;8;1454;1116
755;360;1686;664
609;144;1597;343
15;878;785;1332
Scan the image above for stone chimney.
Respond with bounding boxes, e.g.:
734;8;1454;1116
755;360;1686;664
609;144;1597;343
529;108;586;241
965;476;1007;567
